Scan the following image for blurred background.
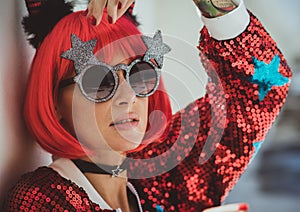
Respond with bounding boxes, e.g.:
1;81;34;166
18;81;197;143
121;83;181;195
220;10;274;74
1;0;299;211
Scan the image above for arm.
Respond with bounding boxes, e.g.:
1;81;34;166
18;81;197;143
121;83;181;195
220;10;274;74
173;0;292;209
2;167;109;211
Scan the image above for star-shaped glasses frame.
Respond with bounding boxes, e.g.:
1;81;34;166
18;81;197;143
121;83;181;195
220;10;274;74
60;31;171;103
59;58;161;103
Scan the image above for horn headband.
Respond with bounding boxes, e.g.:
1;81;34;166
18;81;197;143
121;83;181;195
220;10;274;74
22;0;137;49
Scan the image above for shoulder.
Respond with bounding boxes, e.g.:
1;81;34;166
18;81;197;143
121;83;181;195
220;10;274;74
7;166;69;194
3;167;94;211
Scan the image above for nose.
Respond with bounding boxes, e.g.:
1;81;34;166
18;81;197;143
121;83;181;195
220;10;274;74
112;70;136;106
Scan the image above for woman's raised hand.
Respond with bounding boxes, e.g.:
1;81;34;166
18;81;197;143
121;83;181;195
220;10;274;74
192;0;237;18
86;0;135;25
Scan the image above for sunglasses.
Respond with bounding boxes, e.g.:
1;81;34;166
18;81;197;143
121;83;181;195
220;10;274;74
59;58;160;103
60;31;171;103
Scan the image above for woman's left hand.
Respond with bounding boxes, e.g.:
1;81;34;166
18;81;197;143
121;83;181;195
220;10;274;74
86;0;135;25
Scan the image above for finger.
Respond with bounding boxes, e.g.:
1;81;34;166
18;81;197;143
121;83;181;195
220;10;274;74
107;0;119;24
117;0;127;10
116;0;135;20
86;0;96;17
87;0;107;25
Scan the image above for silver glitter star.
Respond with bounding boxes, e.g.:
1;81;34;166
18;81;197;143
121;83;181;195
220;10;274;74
61;34;98;74
142;30;171;69
112;165;123;177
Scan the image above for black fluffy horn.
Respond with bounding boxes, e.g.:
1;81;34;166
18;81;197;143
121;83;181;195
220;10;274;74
22;0;74;49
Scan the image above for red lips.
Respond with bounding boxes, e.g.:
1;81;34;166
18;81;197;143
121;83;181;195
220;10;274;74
110;113;139;127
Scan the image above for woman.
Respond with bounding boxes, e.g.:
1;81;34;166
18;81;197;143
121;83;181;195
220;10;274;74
2;0;291;211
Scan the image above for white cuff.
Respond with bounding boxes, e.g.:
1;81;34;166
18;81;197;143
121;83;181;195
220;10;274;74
201;0;250;40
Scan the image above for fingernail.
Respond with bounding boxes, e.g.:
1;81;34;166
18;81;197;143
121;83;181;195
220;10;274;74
118;2;122;9
82;9;88;16
91;17;97;26
238;203;249;211
108;15;113;24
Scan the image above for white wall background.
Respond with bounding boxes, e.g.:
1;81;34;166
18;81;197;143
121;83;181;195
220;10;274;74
1;0;300;209
134;0;207;112
0;0;52;201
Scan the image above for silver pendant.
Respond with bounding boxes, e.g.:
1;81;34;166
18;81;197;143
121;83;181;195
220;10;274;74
112;165;124;177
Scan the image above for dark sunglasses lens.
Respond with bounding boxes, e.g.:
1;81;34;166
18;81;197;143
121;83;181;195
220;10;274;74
82;65;115;100
129;62;157;95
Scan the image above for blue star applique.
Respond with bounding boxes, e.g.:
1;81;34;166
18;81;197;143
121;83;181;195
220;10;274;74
249;141;263;164
156;204;164;212
251;54;289;101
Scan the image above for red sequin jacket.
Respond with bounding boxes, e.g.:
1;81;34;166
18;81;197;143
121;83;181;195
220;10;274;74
3;7;292;212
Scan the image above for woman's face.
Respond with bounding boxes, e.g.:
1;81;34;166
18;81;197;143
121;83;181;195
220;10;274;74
57;55;148;156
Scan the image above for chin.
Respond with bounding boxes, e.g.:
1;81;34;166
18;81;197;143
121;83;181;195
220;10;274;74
113;143;140;153
109;134;144;152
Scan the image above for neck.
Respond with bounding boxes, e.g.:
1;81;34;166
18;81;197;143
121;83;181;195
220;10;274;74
82;149;126;165
78;152;133;211
84;172;131;210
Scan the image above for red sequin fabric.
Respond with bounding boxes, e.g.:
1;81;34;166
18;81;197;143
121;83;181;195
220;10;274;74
3;12;292;211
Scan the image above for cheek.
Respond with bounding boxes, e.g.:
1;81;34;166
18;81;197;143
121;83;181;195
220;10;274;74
57;88;76;134
139;98;149;132
59;87;101;140
93;102;111;130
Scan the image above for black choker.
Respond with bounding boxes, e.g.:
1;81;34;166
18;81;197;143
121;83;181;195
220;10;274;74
72;159;128;177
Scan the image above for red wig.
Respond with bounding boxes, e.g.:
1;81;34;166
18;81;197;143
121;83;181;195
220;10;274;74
24;10;172;158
